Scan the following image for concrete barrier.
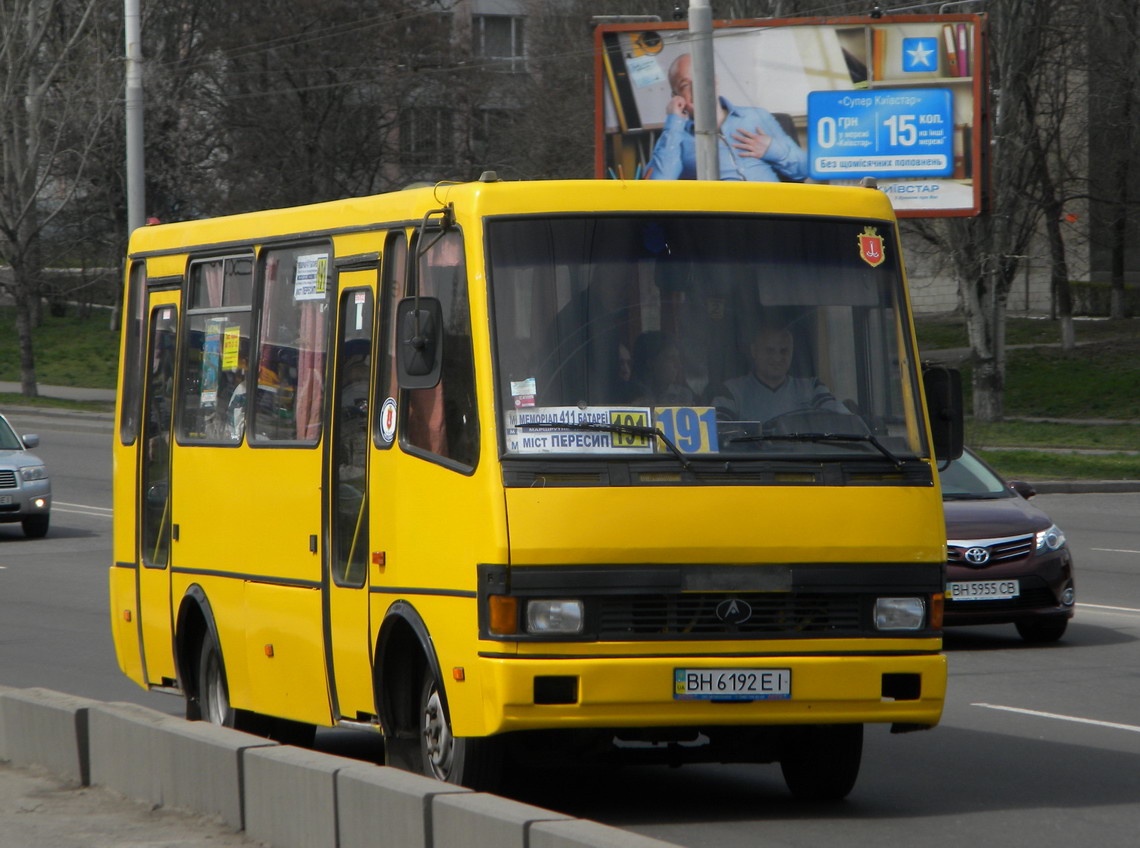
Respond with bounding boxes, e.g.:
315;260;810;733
432;791;574;848
336;761;472;848
0;686;682;848
87;700;181;805
156;716;279;829
532;820;684;848
244;744;362;848
0;687;97;785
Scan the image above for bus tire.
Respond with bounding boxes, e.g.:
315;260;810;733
779;724;863;801
418;672;503;791
197;633;237;728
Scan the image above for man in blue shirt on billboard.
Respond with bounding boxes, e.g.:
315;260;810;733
648;53;808;182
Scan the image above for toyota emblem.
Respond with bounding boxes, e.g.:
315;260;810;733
964;546;991;566
715;599;753;624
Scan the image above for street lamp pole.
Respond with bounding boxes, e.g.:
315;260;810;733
124;0;144;235
689;0;719;181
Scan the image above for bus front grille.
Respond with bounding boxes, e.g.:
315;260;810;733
597;593;865;640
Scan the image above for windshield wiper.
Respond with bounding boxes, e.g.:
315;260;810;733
517;420;693;471
731;431;904;467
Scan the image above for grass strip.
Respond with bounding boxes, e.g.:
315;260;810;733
976;448;1140;482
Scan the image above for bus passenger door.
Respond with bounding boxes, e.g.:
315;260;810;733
138;302;179;686
325;284;374;718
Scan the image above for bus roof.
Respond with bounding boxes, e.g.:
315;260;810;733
127;179;897;258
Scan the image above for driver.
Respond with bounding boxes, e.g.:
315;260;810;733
711;323;845;423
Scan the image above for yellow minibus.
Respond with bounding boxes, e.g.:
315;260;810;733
111;176;960;800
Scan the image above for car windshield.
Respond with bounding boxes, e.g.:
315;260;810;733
939;450;1010;499
487;214;927;463
0;416;22;450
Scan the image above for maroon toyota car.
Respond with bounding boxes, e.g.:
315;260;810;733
940;448;1075;642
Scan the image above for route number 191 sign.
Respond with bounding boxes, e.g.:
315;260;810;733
807;88;954;181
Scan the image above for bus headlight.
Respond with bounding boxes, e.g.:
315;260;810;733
526;600;584;635
874;597;926;631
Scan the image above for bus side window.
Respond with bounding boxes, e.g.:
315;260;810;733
119;261;148;445
178;257;252;444
402;230;479;470
252;246;331;444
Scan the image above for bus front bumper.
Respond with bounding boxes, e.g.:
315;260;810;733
470;649;947;736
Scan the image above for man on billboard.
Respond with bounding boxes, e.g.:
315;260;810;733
648;53;808;182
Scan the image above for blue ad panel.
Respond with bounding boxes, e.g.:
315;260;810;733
807;88;954;181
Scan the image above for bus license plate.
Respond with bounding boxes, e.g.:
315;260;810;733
674;668;791;701
946;580;1020;601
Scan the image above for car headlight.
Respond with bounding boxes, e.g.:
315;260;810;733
20;465;48;482
874;597;926;631
526;600;584;635
1035;524;1066;553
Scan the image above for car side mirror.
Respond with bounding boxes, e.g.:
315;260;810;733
922;365;963;463
1009;480;1036;499
396;296;443;389
22;434;40;449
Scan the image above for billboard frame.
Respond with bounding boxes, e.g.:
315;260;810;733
594;13;989;218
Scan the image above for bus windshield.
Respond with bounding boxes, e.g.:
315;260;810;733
488;214;927;463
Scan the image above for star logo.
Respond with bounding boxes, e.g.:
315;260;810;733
901;37;939;73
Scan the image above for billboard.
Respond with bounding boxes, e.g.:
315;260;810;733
595;14;987;217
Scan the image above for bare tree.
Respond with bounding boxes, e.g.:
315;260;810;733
0;0;112;396
1088;0;1140;320
1013;0;1088;351
908;1;1058;422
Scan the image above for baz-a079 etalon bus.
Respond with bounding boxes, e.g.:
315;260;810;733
111;176;961;800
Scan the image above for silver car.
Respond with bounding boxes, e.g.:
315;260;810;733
0;413;52;538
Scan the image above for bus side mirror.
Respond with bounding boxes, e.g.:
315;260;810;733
396;296;443;389
922;365;964;463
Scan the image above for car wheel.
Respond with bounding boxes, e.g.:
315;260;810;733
780;724;863;801
418;672;503;790
1015;616;1068;643
21;514;49;538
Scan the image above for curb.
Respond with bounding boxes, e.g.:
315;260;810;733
0;686;679;848
2;404;114;423
1030;479;1140;494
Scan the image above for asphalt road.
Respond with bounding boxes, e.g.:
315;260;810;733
3;408;1139;848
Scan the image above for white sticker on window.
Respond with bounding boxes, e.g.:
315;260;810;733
294;254;329;301
510;377;536;409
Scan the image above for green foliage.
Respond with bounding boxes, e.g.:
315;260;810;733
0;306;119;389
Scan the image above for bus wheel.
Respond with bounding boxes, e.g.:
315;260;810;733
779;724;863;801
419;673;502;791
197;634;236;727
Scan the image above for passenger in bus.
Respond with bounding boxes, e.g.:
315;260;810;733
711;322;845;424
629;331;694;407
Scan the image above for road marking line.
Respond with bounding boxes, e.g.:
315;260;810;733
1092;547;1140;554
973;703;1140;734
55;501;112;514
53;507;113;519
1077;602;1140;614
